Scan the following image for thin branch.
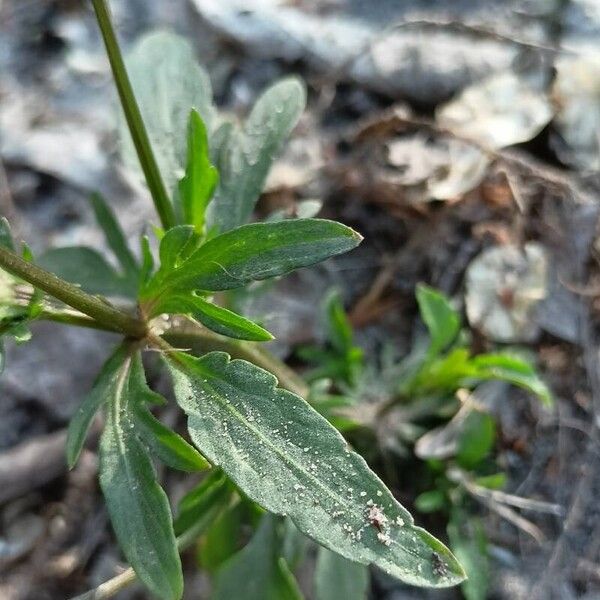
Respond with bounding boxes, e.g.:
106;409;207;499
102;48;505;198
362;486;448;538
91;0;176;230
0;246;146;338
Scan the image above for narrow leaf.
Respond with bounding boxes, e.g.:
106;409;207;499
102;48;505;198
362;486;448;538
128;355;209;472
121;31;215;196
37;247;136;298
143;219;362;298
212;515;303;600
315;547;369;600
158;294;273;341
66;344;130;468
456;411;496;469
179;110;219;233
90;192;139;278
167;352;465;587
209;77;306;232
174;469;230;536
416;284;460;357
200;501;244;573
470;353;552;406
99;353;183;600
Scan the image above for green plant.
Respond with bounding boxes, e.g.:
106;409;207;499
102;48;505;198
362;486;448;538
301;284;551;599
0;2;466;598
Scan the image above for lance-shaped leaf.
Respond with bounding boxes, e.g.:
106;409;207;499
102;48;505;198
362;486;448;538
158;293;273;341
142;219;362;299
179;110;219;233
90;192;139;279
66;344;130;468
128;355;209;472
121;31;215;195
174;469;230;537
208;77;306;232
99;353;183;600
212;515;303;600
315;547;369;600
37;247;136;298
416;284;460;358
167;352;465;587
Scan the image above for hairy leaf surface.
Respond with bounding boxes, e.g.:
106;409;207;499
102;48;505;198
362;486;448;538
167;352;465;587
66;344;130;468
209;77;306;232
99;353;182;600
143;219;361;299
122;31;215;195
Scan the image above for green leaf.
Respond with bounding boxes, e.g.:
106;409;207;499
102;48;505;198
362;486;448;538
90;192;139;278
208;77;306;232
212;515;303;600
99;352;183;600
474;472;506;490
37;247;136;298
167;351;465;587
128;355;209;472
456;411;496;469
448;513;489;600
0;217;15;251
121;31;215;196
179;110;219;233
139;235;155;286
158;294;273;341
66;344;130;468
143;219;362;299
416;284;461;357
174;469;230;537
414;490;447;514
324;291;354;354
470;353;553;406
315;546;369;600
200;501;244;573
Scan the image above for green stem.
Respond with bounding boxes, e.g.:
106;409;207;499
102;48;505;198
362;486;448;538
161;321;309;398
92;0;176;230
0;246;146;338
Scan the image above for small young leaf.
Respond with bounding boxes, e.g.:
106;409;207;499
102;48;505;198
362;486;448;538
90;192;139;278
143;219;362;299
416;284;460;357
128;355;209;472
456;412;496;469
0;217;15;251
470;353;553;406
315;546;369;600
209;77;306;232
179;110;219;233
139;235;155;286
324;291;354;354
37;247;136;298
66;344;130;468
99;353;183;600
167;351;465;587
158;294;273;341
212;515;303;600
474;472;506;490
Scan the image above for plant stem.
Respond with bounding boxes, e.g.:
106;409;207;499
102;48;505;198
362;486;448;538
162;320;309;398
91;0;176;230
0;246;146;338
